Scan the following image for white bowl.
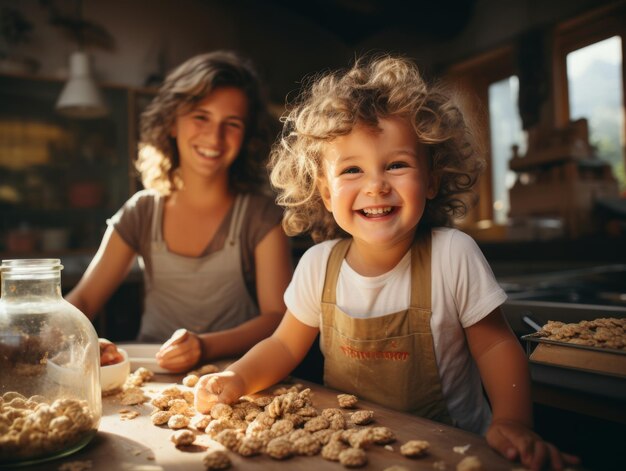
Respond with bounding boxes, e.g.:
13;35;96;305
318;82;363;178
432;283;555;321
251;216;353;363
100;348;130;393
115;343;169;374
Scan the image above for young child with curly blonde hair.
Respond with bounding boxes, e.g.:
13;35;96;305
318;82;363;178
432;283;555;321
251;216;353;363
195;55;579;470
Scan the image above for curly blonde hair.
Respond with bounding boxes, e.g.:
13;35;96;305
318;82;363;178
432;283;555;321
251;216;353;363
136;50;273;195
269;54;485;242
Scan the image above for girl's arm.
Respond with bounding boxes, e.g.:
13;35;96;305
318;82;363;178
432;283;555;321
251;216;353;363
466;308;579;471
65;225;137;320
195;311;319;412
465;308;532;428
157;224;293;371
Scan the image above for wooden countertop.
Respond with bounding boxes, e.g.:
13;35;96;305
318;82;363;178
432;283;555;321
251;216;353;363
32;373;514;471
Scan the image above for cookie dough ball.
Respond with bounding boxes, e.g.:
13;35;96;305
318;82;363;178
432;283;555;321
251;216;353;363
400;439;430;458
347;428;374;449
214;429;241;450
182;374;199;387
270;418;294;437
151;395;170;410
371;426;396;444
202;449;231;470
337;394;358;408
210;403;233;420
237;436;264;457
304;415;330;433
151;411;172;425
254;396;273;407
120;387;147;406
321;440;348;461
457;455;483;471
338;447;368;467
190;414;211;431
350;410;374;425
170;429;195;446
167;413;190;429
292;434;321;456
312;428;335;445
168;398;190;415
266;437;293;460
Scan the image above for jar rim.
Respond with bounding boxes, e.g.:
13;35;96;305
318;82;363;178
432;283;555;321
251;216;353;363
1;259;64;272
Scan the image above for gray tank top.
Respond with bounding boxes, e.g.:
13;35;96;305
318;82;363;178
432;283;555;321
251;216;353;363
137;194;258;342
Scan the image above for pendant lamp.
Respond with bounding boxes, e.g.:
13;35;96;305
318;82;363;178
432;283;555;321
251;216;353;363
56;50;108;118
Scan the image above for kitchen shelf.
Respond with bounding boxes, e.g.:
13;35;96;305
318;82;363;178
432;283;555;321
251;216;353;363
0;73;155;255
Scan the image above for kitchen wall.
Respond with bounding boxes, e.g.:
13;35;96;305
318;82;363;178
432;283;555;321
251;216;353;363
360;0;619;68
1;0;617;103
1;0;353;104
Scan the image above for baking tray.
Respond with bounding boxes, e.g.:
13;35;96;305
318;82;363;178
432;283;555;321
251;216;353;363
521;333;626;400
522;332;626;357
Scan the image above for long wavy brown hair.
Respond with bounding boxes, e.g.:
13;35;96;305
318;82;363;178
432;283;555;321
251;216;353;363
136;51;273;195
269;54;485;242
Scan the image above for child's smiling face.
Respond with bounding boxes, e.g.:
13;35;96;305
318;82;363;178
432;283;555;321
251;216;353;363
318;117;437;250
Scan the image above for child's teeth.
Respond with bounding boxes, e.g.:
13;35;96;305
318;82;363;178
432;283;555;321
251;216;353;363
362;207;392;215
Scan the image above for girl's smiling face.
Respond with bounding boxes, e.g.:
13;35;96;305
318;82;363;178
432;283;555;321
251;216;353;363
318;117;437;251
172;86;248;183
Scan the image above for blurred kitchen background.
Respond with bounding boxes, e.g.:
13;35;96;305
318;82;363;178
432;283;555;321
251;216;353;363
0;0;624;467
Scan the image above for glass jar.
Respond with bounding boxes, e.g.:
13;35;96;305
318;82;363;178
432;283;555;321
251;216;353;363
0;259;101;467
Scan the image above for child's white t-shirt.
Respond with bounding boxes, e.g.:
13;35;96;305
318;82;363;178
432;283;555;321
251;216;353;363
284;227;507;435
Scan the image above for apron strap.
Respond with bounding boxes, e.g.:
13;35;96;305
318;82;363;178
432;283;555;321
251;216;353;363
410;230;432;310
227;194;249;246
151;193;164;242
322;238;352;304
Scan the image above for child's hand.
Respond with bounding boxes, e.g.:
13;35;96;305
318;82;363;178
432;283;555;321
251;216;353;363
156;328;202;373
194;371;245;414
486;419;580;470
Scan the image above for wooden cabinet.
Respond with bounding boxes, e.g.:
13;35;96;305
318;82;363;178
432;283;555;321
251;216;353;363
0;73;154;257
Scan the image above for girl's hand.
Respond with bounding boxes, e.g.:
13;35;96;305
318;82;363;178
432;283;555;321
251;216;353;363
486;419;580;470
194;371;245;414
156;328;202;373
99;338;124;366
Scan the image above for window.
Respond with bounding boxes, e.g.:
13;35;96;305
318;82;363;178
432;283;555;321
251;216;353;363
554;3;626;194
488;76;527;224
446;3;626;239
445;46;517;228
566;36;624;191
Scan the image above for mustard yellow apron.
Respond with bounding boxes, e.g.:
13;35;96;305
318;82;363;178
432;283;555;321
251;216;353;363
320;233;452;424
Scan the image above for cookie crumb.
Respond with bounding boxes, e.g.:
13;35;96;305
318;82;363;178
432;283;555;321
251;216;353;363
453;444;471;454
456;455;483;471
58;460;92;471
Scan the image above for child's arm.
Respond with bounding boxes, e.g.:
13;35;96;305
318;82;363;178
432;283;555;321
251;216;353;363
195;311;319;413
465;309;580;471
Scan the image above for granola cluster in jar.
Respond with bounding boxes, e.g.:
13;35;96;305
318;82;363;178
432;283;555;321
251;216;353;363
0;392;96;462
